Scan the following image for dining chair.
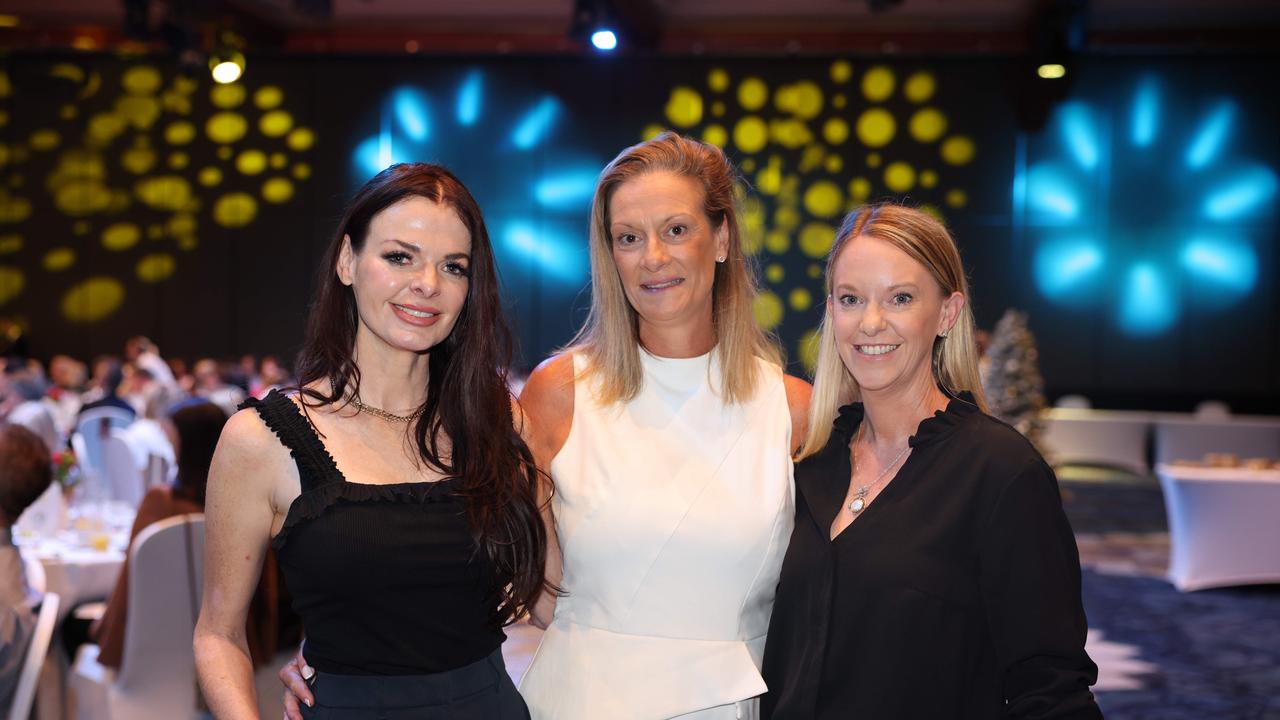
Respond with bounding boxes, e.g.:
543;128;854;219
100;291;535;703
6;592;60;720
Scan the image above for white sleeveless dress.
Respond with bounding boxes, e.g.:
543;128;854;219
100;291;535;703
519;349;795;720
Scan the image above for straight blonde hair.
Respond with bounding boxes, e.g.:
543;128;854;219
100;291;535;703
568;132;780;404
797;204;988;461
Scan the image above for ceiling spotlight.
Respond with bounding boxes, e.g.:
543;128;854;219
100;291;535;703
209;48;245;84
590;29;618;51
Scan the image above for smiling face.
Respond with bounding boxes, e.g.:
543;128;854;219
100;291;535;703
337;195;472;356
608;171;729;347
829;233;964;399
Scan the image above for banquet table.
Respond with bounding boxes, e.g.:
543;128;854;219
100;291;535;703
1040;408;1155;474
1156;463;1280;591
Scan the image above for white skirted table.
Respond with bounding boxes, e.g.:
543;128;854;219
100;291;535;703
1040;408;1154;474
1156;463;1280;591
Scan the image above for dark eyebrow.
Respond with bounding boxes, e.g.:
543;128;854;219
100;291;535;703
385;239;419;253
443;252;471;262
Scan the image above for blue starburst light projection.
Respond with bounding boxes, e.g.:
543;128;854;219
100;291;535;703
1014;74;1278;336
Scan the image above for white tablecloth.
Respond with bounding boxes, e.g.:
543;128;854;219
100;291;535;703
1153;415;1280;467
1041;408;1154;474
1156;463;1280;591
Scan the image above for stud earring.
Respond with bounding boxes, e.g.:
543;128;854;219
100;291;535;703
715;255;727;263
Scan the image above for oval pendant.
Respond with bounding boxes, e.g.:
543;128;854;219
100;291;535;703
849;497;865;514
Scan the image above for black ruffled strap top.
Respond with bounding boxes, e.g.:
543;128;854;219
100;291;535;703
239;390;505;676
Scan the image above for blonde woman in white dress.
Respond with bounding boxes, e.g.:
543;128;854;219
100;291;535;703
518;132;810;720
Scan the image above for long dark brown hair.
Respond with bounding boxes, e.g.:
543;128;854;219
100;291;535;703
294;163;547;625
169;400;230;507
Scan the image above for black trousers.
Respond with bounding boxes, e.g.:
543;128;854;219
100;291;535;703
299;650;530;720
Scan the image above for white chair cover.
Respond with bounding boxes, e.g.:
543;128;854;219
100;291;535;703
70;515;206;720
72;408;134;481
100;432;145;508
6;592;59;720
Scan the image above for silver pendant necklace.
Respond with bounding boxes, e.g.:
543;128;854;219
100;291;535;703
848;431;911;515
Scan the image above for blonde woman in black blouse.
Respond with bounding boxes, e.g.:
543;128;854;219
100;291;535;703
761;204;1101;719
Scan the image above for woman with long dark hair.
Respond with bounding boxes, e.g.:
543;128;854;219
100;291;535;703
195;163;547;719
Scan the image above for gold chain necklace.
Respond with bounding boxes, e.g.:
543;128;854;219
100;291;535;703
350;396;425;423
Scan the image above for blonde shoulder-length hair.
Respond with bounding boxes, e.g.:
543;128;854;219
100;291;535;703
797;203;989;461
567;131;780;405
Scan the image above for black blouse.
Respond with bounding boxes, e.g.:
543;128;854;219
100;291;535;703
244;390;506;676
761;394;1102;719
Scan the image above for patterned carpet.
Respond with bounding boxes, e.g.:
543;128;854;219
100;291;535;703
1062;468;1280;720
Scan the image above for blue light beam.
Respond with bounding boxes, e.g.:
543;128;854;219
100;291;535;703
511;97;560;150
503;222;586;283
1034;239;1105;300
1026;165;1082;221
391;87;431;142
1185;101;1235;169
1119;263;1178;335
1181;238;1258;293
456;71;483;127
534;170;600;210
1203;164;1279;220
1131;78;1159;147
1060;103;1100;170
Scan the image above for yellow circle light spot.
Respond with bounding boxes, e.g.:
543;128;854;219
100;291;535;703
712;101;726;117
0;235;21;254
134;176;192;211
0;266;25;305
54;182;110;216
946;189;968;208
207;112;248;144
866;153;882;168
72;221;90;235
114;95;160;129
236;149;268;175
825;156;843;173
738;78;768;111
121;66;162;95
102;222;141;251
0;194;33;223
733;116;768;154
702;124;728;148
823;117;849;145
213;192;258;228
176;235;198;251
708;68;730;93
168;152;189;169
147;224;163;239
798;328;821;373
855;108;896;148
30;129;60;151
641;124;665;141
804;181;843;218
121;146;157;174
920;204;944;221
217;146;233;160
766;263;785;283
43;248;75;272
774;85;798;114
800;222;835;258
830;60;853;84
62;277;124;323
909;107;948;143
789;287;813;311
161;91;191;115
862;66;896;102
287;127;315;152
168;213;196;236
920;170;938;188
808;263;823;279
254;85;284;109
136;254;175;283
165;121;196;145
941;135;976;165
775;206;800;230
790;81;824;119
755;162;783;196
765;231;790;255
884;162;916;193
61;105;78;120
270;152;287;169
904;71;937;103
770;119;811;149
259;110;294;138
211;83;246;108
262;177;294;204
198;166;223;187
664;87;704;128
753;291;784;330
292;163;312;180
833;94;847;109
87;113;127;145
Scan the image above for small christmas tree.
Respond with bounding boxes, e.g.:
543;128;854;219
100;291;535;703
981;309;1046;448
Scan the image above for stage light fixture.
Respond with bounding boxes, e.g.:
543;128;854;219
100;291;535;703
1037;63;1067;79
209;49;244;84
591;29;618;51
